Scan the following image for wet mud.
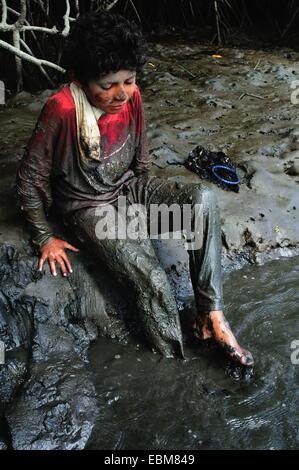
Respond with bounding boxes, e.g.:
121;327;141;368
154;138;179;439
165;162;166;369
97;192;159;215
87;256;299;450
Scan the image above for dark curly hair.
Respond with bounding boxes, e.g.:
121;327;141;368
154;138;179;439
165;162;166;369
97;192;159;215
62;11;148;84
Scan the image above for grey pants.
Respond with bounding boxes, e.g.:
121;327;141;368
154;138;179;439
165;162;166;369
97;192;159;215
66;175;224;356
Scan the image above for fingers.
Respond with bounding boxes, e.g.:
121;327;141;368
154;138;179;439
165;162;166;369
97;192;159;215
60;252;73;274
39;252;74;277
49;257;57;277
39;256;71;277
38;239;79;276
64;242;80;252
55;255;69;277
38;255;46;272
48;256;68;277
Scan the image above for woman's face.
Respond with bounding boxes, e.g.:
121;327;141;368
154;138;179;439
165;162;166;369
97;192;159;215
79;70;136;113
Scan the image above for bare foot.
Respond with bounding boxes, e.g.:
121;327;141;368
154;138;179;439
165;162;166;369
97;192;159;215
193;313;213;340
193;310;254;366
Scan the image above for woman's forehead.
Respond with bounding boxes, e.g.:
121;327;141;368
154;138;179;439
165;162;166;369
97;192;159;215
99;70;136;83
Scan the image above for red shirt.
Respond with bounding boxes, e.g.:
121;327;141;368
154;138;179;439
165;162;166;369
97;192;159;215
17;83;151;218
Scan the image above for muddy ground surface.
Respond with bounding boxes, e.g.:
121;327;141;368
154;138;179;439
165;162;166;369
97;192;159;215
141;42;299;267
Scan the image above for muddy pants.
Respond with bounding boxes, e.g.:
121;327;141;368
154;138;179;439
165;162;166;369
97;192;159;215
65;175;224;356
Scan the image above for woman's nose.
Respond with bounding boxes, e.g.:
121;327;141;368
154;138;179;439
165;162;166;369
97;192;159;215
115;85;127;101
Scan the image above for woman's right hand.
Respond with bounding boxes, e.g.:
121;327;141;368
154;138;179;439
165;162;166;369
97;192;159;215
38;237;80;277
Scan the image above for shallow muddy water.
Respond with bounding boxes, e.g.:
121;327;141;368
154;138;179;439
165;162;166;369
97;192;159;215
87;255;299;450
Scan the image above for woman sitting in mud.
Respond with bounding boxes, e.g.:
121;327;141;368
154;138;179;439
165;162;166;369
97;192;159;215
16;11;253;367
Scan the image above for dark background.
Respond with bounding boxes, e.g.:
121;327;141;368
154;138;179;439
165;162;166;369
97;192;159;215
1;0;299;94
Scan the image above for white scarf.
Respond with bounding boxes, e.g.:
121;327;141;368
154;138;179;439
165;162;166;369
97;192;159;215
70;82;104;162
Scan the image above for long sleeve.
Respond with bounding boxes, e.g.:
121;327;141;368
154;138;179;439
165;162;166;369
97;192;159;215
132;87;152;176
16;97;62;248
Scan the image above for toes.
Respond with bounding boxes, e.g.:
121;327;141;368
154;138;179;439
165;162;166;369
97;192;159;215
223;343;254;366
234;349;254;366
241;350;254;366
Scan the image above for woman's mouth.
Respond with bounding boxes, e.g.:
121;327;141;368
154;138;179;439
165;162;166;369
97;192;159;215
110;101;127;108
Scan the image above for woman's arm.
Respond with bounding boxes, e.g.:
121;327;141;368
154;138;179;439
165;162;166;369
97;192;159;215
16;97;60;247
16;97;79;275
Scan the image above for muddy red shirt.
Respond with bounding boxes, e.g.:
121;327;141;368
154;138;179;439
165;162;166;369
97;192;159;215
16;83;151;245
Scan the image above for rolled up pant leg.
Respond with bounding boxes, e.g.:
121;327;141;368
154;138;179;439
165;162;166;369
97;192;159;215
124;175;224;314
